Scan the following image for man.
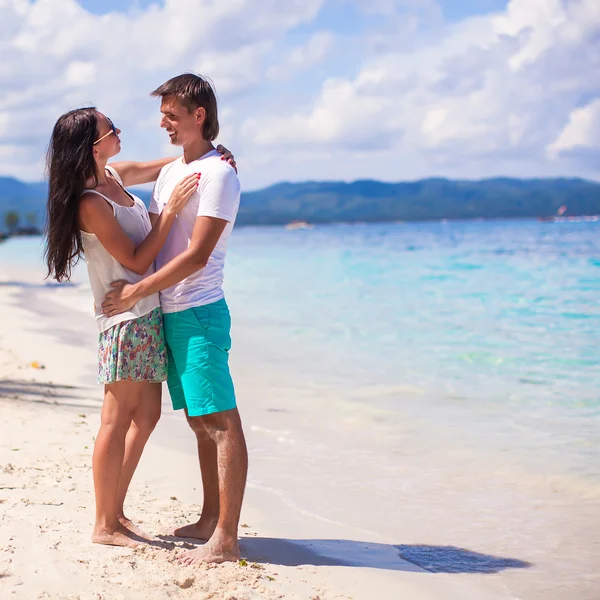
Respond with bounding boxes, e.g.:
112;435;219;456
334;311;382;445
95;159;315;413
102;73;247;565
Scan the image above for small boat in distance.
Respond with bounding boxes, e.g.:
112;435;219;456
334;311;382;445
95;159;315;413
285;220;314;230
539;215;600;223
538;204;599;223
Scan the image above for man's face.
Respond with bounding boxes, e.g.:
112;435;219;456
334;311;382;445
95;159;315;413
159;97;202;146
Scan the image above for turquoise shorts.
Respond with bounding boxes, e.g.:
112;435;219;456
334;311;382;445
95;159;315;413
163;298;236;417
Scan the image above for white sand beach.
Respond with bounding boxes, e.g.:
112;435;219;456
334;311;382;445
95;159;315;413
0;253;599;600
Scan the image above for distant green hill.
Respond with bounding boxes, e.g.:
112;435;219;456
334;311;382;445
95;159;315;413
0;177;48;232
0;176;152;233
1;176;599;232
236;178;600;225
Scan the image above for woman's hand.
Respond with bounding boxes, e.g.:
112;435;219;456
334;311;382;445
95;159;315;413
164;173;201;215
216;144;238;173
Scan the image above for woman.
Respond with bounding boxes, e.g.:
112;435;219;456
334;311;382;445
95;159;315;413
44;107;235;548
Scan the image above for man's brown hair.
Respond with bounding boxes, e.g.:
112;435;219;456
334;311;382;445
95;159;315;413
151;73;219;141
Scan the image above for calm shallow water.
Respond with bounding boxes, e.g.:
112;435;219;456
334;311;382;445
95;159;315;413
2;220;599;478
223;220;600;480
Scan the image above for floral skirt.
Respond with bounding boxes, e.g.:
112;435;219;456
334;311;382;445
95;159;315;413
98;307;168;384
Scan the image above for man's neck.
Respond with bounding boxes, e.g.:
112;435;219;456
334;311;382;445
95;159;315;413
182;138;215;164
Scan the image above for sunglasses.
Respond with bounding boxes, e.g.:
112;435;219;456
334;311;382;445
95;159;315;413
93;117;118;145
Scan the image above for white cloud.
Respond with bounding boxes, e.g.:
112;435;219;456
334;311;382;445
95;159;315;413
0;0;599;188
267;31;334;81
0;0;328;180
548;98;600;157
65;61;96;87
240;0;600;184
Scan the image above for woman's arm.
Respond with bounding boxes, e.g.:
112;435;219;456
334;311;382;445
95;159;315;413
78;174;199;275
109;145;238;187
108;157;177;187
101;216;228;316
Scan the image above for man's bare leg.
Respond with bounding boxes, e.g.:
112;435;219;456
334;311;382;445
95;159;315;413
173;411;220;540
179;408;248;564
92;381;151;548
116;383;162;538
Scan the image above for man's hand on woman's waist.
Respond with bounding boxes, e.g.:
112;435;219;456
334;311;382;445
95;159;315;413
101;281;141;317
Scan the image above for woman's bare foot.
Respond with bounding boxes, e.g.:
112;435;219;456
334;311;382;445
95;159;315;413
92;523;146;549
173;517;217;542
118;515;153;540
178;531;240;565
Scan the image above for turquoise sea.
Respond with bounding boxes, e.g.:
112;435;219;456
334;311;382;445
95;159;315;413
225;219;600;479
2;219;599;479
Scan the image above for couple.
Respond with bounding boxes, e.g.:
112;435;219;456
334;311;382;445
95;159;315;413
44;73;247;565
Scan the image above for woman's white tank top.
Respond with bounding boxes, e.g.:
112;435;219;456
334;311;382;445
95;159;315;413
81;166;160;333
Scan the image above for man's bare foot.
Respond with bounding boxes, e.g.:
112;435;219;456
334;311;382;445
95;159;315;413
173;519;217;542
178;542;240;565
118;515;153;540
92;523;145;549
178;531;240;565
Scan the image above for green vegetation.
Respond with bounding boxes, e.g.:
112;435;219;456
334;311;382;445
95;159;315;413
4;210;20;233
26;211;37;227
236;178;600;225
1;209;41;238
1;176;599;229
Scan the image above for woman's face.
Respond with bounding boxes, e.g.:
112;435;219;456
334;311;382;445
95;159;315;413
93;112;121;161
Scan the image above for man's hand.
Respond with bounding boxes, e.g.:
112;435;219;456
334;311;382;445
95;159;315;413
101;280;139;317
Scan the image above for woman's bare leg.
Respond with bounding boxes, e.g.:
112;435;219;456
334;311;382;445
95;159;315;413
116;383;162;535
91;381;149;548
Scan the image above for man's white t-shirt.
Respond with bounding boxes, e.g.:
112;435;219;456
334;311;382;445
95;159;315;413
148;149;241;314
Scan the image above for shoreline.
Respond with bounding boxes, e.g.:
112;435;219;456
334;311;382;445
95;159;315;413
1;262;599;598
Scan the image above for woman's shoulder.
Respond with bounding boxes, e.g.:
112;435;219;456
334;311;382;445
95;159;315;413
78;191;116;234
79;190;116;223
80;188;115;207
105;164;124;185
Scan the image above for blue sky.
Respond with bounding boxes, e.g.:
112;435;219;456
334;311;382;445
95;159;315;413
79;0;158;14
79;0;510;22
1;0;599;189
439;0;509;20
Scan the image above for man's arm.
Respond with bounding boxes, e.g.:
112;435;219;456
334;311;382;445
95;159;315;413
101;216;228;317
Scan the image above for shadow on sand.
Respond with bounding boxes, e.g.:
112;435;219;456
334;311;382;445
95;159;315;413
0;281;79;289
237;538;531;574
0;379;99;410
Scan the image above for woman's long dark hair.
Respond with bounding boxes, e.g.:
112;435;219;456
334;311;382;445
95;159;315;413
45;107;99;282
